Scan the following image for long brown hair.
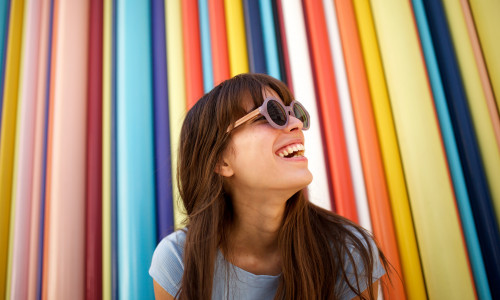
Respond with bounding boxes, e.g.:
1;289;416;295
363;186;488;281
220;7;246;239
177;73;389;299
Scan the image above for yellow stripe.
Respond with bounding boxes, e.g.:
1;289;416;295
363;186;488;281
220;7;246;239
442;0;500;230
468;0;500;115
369;0;475;298
102;0;112;298
0;0;25;297
352;1;426;298
166;0;187;229
6;1;31;298
224;0;249;76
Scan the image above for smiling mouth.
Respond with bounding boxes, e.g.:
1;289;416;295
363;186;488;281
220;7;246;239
276;143;305;158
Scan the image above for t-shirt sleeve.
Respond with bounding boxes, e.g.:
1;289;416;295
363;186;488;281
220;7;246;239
337;228;386;300
149;230;187;297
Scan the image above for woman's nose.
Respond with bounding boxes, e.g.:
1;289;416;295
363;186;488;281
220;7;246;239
286;115;304;132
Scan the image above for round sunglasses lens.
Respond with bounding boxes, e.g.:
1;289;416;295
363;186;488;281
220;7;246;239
293;103;309;128
267;100;287;126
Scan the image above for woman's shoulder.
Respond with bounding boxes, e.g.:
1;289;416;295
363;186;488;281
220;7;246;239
334;224;386;299
149;229;187;297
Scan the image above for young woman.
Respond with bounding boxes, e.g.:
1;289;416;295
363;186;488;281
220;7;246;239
149;73;388;299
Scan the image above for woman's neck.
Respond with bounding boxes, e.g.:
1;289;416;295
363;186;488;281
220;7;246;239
224;192;287;275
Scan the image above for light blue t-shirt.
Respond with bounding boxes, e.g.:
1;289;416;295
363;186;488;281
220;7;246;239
149;228;385;299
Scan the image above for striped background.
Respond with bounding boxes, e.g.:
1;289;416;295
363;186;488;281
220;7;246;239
0;0;499;299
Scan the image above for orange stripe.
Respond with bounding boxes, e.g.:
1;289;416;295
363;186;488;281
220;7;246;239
182;0;204;108
333;0;406;298
208;0;230;85
302;0;357;221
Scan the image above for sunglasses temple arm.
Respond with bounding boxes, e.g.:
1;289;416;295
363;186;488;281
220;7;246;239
226;109;261;133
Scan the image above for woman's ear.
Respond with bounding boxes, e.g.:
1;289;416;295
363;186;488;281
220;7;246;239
215;159;234;177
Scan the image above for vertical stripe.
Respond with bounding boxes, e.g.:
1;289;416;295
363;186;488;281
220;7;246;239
116;0;157;298
208;0;230;85
152;0;174;240
468;0;500;114
199;0;214;92
224;0;249;76
182;0;204;108
278;0;331;211
370;0;476;297
302;0;358;221
9;0;42;298
412;0;492;298
42;0;89;298
441;0;500;230
0;0;11;125
102;0;112;297
166;0;187;229
27;0;51;298
460;0;500;155
423;0;500;297
353;0;425;297
242;0;266;74
258;0;280;80
333;0;408;298
274;0;292;90
323;0;369;228
0;0;24;296
86;0;104;298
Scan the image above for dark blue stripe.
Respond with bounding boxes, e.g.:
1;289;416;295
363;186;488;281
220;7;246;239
422;0;500;297
243;0;266;74
151;0;174;242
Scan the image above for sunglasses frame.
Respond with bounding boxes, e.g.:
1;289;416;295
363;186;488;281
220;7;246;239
226;97;310;133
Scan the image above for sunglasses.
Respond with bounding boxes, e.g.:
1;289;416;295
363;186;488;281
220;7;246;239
226;97;310;133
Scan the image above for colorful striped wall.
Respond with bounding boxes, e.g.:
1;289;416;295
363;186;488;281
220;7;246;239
0;0;499;299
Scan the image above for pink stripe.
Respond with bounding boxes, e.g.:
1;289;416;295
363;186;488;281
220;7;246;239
460;0;500;151
27;0;51;298
42;0;89;298
10;0;43;299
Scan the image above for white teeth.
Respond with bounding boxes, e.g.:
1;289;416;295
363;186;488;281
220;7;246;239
276;143;305;157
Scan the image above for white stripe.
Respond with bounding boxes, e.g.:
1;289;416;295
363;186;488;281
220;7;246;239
322;0;372;230
281;0;331;210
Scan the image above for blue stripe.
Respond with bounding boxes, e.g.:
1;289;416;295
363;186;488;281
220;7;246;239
259;0;280;80
116;0;157;298
412;0;492;299
151;0;174;241
0;0;11;136
243;0;266;73
198;0;214;92
422;0;500;297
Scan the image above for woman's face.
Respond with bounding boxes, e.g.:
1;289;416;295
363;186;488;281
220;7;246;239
220;89;313;198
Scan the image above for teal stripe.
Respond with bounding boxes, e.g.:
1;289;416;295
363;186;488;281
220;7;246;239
116;0;157;298
412;1;492;299
0;0;11;131
259;0;280;80
199;0;214;92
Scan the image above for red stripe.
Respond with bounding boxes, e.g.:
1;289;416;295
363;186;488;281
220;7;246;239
183;0;204;108
334;0;406;298
302;0;358;221
86;0;103;298
208;0;230;85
